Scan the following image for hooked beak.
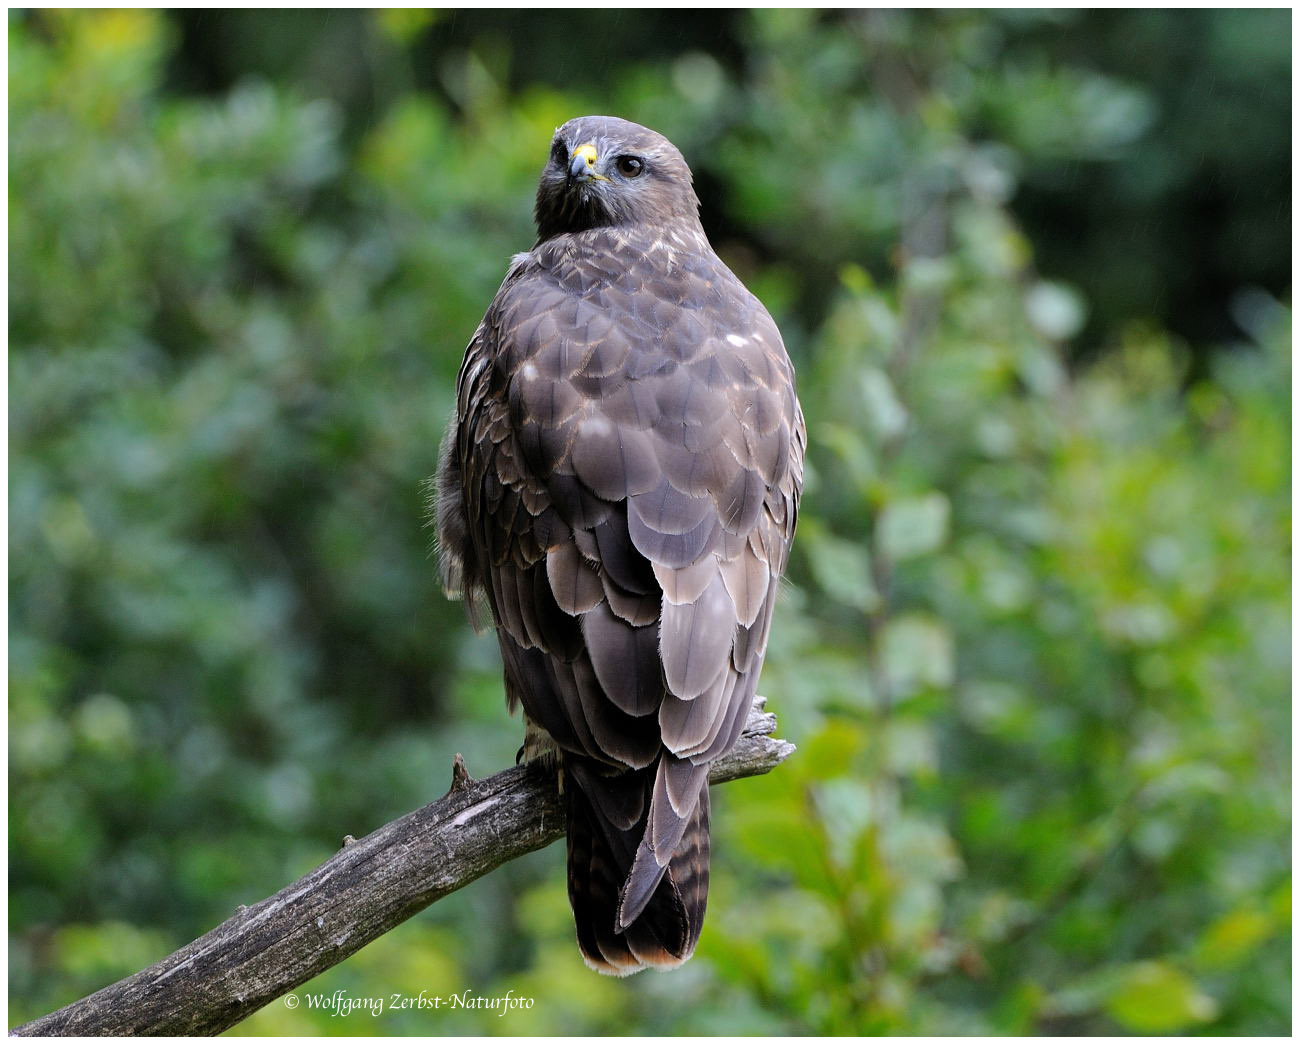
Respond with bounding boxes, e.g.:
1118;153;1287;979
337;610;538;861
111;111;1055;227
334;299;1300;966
568;142;608;182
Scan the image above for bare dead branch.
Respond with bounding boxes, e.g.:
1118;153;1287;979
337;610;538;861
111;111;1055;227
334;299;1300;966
12;700;794;1037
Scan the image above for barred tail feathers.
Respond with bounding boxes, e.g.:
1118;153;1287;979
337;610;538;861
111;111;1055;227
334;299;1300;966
564;759;711;975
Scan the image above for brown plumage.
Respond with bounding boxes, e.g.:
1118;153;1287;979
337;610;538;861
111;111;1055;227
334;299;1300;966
436;115;804;974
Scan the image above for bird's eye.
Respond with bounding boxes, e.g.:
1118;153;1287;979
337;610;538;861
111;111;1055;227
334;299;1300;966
616;155;644;178
551;139;568;166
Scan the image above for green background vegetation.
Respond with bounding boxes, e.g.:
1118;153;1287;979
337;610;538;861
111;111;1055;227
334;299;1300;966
9;9;1290;1035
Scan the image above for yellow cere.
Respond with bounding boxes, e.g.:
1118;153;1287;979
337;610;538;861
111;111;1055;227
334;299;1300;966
573;143;608;181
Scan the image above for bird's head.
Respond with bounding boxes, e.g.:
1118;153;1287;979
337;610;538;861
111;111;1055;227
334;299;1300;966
534;115;702;242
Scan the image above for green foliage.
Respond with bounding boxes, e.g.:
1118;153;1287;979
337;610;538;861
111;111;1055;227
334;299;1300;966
9;9;1290;1035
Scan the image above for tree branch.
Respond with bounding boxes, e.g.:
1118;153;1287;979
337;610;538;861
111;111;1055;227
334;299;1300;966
12;699;795;1037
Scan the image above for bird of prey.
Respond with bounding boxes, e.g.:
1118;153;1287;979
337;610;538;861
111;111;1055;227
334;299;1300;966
436;115;804;975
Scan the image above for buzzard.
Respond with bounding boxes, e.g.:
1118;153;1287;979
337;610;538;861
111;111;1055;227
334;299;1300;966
436;115;804;974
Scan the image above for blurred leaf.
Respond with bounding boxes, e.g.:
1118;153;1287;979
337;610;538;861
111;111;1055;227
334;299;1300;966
1024;281;1087;342
876;492;951;562
803;528;880;614
1104;962;1218;1033
1195;908;1276;970
798;719;868;781
859;368;909;442
878;615;954;700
